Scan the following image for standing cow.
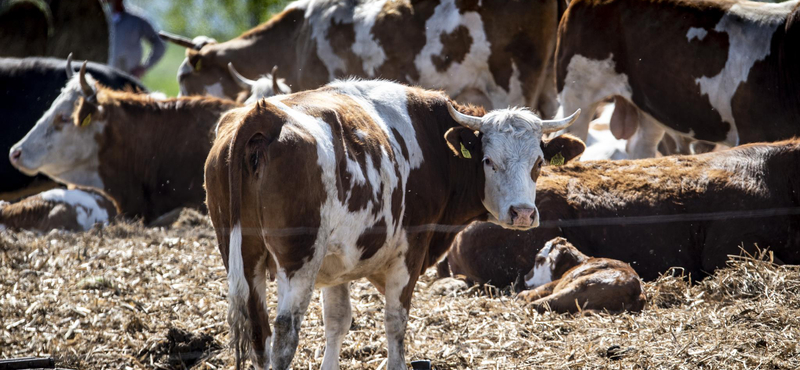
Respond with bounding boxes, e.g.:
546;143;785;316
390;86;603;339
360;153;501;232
557;0;800;158
0;56;144;200
161;0;565;116
9;64;240;223
205;79;584;370
445;140;800;286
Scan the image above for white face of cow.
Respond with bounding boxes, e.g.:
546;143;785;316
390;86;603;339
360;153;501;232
446;105;581;230
9;74;106;188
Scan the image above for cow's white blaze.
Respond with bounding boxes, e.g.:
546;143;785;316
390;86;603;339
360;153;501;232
9;75;106;189
525;239;556;288
694;9;782;147
39;189;111;231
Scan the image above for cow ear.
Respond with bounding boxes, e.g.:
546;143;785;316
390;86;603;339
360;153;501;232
542;134;585;165
73;97;101;127
187;49;205;71
444;127;480;159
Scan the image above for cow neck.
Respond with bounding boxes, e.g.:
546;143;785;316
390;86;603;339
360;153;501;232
210;7;306;88
95;95;238;221
441;148;487;227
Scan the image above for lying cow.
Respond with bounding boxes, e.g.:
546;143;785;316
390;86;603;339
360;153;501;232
161;0;566;115
228;63;291;105
0;188;117;233
204;79;584;370
517;237;646;314
557;0;800;158
9;63;240;223
445;139;800;286
0;55;144;199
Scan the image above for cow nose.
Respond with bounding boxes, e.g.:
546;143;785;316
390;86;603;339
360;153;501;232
510;206;536;227
9;148;21;164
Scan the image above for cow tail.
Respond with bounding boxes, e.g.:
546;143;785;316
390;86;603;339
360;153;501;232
226;110;273;370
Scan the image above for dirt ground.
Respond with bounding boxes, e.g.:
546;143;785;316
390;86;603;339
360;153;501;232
2;209;799;369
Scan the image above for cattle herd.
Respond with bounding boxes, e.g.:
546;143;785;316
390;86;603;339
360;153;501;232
2;0;800;369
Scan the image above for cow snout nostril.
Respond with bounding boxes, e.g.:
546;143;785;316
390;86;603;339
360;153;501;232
510;206;536;227
9;149;21;163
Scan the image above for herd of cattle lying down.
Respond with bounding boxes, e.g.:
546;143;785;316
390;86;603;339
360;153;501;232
2;0;800;368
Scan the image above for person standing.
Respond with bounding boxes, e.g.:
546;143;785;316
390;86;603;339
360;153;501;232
105;0;165;78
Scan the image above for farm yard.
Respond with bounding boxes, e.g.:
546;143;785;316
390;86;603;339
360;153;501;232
2;210;799;369
3;0;800;368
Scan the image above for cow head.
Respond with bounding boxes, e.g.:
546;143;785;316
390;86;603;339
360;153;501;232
229;63;292;105
9;61;107;188
444;104;584;229
524;237;588;288
160;31;245;99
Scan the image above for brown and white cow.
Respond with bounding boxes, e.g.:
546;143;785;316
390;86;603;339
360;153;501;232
557;0;800;158
0;188;118;233
161;0;565;116
517;237;646;314
204;79;584;370
9;63;241;223
445;139;800;286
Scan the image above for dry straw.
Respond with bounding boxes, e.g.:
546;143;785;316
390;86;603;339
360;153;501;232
1;210;798;369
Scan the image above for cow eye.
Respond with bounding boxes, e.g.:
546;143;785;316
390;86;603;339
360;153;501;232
483;157;492;167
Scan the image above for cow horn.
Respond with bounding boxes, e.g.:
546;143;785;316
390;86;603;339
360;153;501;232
65;53;74;79
271;65;280;94
541;109;581;133
79;61;94;98
227;63;256;89
447;102;482;130
158;30;197;49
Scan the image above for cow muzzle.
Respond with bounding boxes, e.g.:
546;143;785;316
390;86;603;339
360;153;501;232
509;206;538;228
8;146;38;175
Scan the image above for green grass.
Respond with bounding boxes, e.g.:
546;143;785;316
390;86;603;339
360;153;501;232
141;43;186;97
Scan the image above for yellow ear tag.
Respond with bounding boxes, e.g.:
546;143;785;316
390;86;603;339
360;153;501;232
81;113;92;127
550;152;565;166
460;142;472;159
195;59;202;71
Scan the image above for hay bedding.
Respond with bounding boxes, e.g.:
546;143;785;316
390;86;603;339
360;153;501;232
1;210;799;369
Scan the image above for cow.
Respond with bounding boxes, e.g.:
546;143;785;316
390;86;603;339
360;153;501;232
0;55;145;200
204;79;584;370
160;0;566;116
228;63;292;105
444;139;800;287
516;237;646;314
9;63;241;223
0;188;118;233
556;0;800;158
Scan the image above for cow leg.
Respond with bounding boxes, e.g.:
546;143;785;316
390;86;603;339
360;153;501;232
382;258;418;370
517;280;558;303
537;56;559;119
248;256;273;370
271;249;324;370
320;283;352;370
626;112;666;159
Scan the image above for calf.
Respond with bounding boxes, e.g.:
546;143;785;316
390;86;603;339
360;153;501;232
0;188;117;233
445;139;800;286
9;63;240;223
204;79;584;370
557;0;800;158
517;237;646;314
